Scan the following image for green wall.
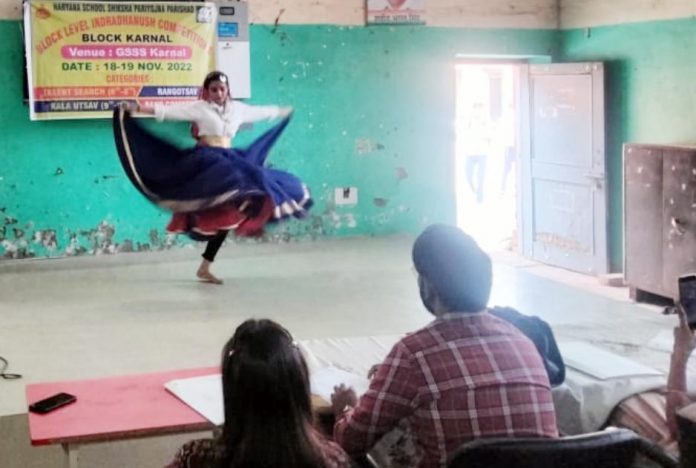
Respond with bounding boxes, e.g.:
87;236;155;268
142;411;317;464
560;18;696;271
0;21;557;259
6;15;694;270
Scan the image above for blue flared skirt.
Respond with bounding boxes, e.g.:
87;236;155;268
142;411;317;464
112;108;312;240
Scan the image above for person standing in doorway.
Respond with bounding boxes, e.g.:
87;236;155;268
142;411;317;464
499;102;517;195
462;102;492;204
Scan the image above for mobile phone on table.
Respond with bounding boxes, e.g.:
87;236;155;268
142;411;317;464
678;274;696;330
29;392;77;414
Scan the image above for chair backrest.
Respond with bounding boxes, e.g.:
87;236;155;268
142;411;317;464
448;428;678;468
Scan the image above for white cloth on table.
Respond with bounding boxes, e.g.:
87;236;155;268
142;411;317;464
553;370;665;435
299;335;401;378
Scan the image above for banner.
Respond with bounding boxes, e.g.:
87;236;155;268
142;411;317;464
24;0;217;120
367;0;426;25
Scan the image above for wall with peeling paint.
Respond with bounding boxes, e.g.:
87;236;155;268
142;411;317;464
560;18;696;271
556;1;696;271
560;0;696;28
246;0;559;29
7;0;690;271
0;18;557;259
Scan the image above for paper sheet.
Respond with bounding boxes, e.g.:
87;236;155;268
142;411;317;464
560;341;663;380
165;366;370;425
165;374;223;425
310;365;370;402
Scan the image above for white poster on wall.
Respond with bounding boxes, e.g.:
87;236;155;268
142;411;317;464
367;0;425;25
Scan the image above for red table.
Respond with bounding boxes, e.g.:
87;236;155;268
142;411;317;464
26;367;218;468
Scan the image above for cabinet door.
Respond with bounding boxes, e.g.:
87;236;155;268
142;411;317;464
624;146;664;295
662;149;696;298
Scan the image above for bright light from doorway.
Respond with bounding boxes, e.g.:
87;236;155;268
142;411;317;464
454;64;519;252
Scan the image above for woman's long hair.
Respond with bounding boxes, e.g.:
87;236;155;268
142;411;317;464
219;319;326;468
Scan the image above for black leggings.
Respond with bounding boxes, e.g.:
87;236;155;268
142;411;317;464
201;230;229;262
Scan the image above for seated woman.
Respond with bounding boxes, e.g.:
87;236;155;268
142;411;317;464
610;305;696;454
166;319;350;468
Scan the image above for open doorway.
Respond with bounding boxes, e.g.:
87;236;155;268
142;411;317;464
454;63;520;252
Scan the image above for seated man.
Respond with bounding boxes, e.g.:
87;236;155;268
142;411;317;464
331;224;558;467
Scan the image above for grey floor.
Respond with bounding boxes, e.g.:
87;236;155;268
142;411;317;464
0;236;676;467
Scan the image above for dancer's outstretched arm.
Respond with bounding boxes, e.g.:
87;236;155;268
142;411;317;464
122;101;291;122
120;101;154;115
237;101;293;123
121;101;207;123
135;103;155;115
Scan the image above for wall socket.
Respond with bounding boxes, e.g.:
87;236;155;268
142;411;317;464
335;187;358;206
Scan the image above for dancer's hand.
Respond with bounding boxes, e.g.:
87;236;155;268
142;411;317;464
119;101;137;113
278;106;293;118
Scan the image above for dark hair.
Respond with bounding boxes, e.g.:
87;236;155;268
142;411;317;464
219;319;326;468
203;70;230;91
412;224;492;313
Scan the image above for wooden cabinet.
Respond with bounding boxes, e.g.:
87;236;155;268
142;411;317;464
624;144;696;300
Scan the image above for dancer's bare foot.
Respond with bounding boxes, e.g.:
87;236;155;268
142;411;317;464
197;260;223;285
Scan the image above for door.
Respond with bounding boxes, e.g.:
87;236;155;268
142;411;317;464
520;62;607;274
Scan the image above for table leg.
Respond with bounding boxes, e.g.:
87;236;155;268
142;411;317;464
62;443;79;468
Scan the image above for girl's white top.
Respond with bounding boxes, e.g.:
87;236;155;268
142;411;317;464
154;100;281;138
